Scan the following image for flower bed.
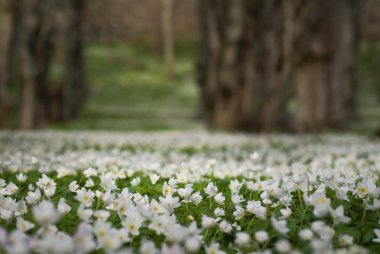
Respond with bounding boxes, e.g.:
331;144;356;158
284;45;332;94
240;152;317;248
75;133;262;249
0;132;380;253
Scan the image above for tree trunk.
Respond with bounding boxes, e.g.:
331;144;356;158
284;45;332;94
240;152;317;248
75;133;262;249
293;0;359;132
162;0;175;79
18;0;41;129
249;0;294;131
197;0;292;132
15;0;86;127
0;0;14;129
197;0;254;131
53;0;86;121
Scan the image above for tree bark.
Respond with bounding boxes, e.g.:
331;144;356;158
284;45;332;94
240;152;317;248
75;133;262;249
293;0;359;132
249;0;294;131
197;0;292;132
197;0;254;131
14;0;86;128
18;0;41;129
52;0;86;121
0;0;14;128
162;0;175;79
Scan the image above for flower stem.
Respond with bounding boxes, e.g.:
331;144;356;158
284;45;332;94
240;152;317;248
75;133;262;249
297;189;304;211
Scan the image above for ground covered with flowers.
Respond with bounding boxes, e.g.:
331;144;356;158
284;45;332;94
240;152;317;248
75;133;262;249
1;132;380;254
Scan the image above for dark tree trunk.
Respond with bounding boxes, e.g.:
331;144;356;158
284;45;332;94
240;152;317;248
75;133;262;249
293;0;359;132
197;0;254;131
54;0;87;121
0;0;14;129
6;0;86;129
249;0;294;131
197;0;292;132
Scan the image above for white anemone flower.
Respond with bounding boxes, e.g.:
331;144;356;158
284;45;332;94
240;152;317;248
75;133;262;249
32;200;61;225
75;188;95;207
271;217;289;235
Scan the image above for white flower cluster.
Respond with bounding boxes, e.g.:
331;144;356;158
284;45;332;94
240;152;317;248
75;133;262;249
0;132;380;253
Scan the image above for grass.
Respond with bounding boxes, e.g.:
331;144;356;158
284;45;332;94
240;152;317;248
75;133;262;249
49;42;202;131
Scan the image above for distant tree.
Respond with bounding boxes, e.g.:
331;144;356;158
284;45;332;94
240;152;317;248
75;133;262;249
162;0;175;79
196;0;292;131
197;0;360;132
0;0;86;129
197;0;252;131
0;0;14;128
248;1;294;131
293;0;360;131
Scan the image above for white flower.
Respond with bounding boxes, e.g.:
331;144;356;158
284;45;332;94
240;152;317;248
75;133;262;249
76;188;95;207
150;199;165;215
178;184;193;201
309;193;331;218
250;152;260;160
235;232;250;246
69;181;79;192
100;173;117;190
122;212;143;236
161;244;183;254
229;180;242;194
15;200;27;216
16;217;34;232
26;189;41;204
356;179;379;198
94;221;112;239
32;200;60;225
299;228;314;240
214;193;225;205
219;220;232;234
373;229;380;243
202;215;216;228
368;199;380;210
150;174;160;185
165;224;187;243
177;172;189;183
99;232;122;251
159;195;179;212
58;198;71;214
85;179;94;188
214;207;225;217
185;237;201;252
339;234;353;246
36;232;74;254
16;173;27;183
279;207;292;219
329;205;350;224
162;181;174;196
275;239;292;253
140;240;158;254
131;177;141;187
247;201;267;219
204;182;218;197
36;174;56;194
133;192;148;206
74;223;96;253
233;206;245;220
94;210;110;222
255;230;269;243
190;191;203;205
77;205;93;221
206;242;226;254
271;217;289;235
84;167;97;177
231;194;245;205
6;182;18;195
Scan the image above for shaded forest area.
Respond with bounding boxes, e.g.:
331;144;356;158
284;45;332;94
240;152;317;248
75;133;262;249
1;0;380;133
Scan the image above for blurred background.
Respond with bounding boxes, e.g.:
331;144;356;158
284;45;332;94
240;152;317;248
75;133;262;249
0;0;380;133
